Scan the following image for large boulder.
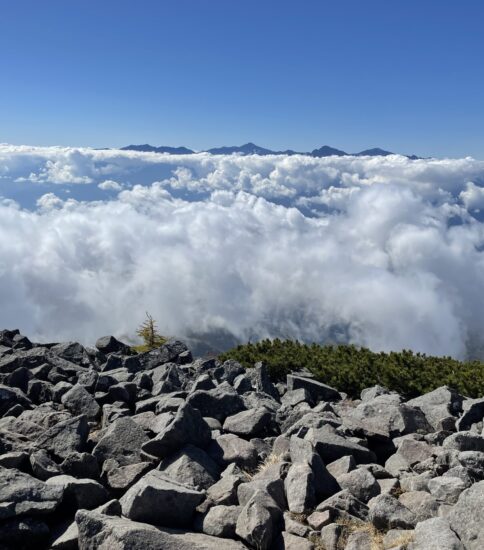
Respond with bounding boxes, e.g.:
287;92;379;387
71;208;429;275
223;407;273;438
407;386;463;431
305;426;376;464
141;403;211;459
93;417;150;466
411;517;463;550
35;415;89;460
341;394;432;438
0;466;64;520
187;383;246;422
158;444;220;491
447;479;484;549
286;374;341;402
61;384;101;421
120;470;204;527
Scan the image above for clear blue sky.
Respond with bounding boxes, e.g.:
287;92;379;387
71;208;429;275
1;0;484;158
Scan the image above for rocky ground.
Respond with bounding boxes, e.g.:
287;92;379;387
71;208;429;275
0;329;483;549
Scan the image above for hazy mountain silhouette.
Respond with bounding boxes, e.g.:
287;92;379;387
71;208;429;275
121;143;420;158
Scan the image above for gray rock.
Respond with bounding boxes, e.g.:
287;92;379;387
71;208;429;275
345;530;373;550
317;489;369;521
456;397;484;431
338;467;380;502
120;470;204;527
141;402;211;459
107;462;152;491
159;444;220;490
200;504;241;538
286;374;341;402
51;520;79;549
254;362;279;400
95;335;131;355
326;455;356;478
187;382;246;422
0;384;31;416
35;414;89;460
428;476;468;504
447;480;484;549
208;433;258;469
205;473;244;507
275;531;314;550
305;426;376;464
93;416;149;466
307;510;332;530
285;462;315;513
281;388;312;408
46;475;109;509
361;385;393;401
61;384;101;421
236;489;279;550
30;449;62;480
319;523;343;550
0;466;64;520
411;517;463;550
442;431;484;452
342;394;432;438
398;491;440;522
223;407;273;438
407;386;463;431
61;452;100;479
368;494;417;530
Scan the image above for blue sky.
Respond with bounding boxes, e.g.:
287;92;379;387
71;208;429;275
1;0;484;158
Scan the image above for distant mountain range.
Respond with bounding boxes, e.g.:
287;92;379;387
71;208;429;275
121;142;421;159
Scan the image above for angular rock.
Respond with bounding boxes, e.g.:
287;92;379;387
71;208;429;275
187;382;246;422
305;426;376;464
447;480;484;549
407;386;463;432
411;517;463;550
428;476;468;504
223;407;273;438
338;467;380;502
93;416;149;466
236;490;279;550
141;403;211;459
286;374;341;402
35;414;89;460
368;494;417;530
46;475;109;509
0;466;64;520
95;335;131;355
61;384;101;421
120;470;204;527
107;462;152;492
208;433;258;469
200;504;241;538
159;444;220;491
285;462;315;513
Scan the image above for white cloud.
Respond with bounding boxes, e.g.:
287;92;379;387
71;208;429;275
1;145;484;357
98;180;123;191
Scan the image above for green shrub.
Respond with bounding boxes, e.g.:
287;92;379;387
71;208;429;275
219;339;484;398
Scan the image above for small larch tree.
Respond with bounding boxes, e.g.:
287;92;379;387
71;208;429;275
136;312;166;351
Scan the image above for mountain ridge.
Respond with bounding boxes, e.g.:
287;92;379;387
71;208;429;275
121;142;421;159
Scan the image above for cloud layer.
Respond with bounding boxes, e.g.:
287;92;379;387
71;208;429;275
1;144;484;357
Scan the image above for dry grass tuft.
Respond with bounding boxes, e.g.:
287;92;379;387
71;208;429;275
243;452;282;480
336;518;384;550
387;531;415;548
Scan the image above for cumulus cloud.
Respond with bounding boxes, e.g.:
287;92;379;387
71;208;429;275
1;144;484;357
98;180;123;191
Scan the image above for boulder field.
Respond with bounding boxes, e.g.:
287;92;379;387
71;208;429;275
0;328;483;549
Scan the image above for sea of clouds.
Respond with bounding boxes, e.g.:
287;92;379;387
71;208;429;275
1;144;484;358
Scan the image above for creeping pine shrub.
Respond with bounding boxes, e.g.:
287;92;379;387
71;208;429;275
219;339;484;398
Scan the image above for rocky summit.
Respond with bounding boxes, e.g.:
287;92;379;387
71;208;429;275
0;329;483;549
